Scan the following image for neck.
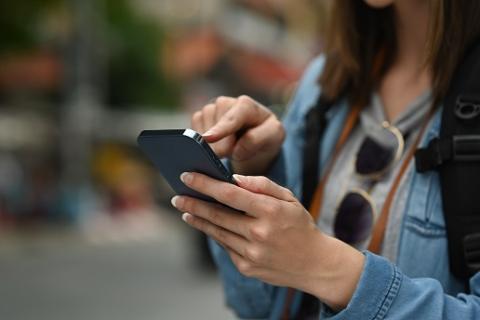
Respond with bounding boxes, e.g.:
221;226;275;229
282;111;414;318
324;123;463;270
378;1;432;122
393;1;430;73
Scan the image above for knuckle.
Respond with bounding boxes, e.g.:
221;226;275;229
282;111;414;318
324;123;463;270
274;117;284;132
215;96;226;104
192;111;202;120
249;225;269;242
191;111;202;125
203;103;216;114
237;261;253;276
238;95;252;103
239;95;260;111
215;96;230;105
263;201;280;216
244;246;262;263
242;131;258;147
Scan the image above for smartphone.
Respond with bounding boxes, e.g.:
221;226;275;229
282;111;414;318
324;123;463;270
137;129;235;202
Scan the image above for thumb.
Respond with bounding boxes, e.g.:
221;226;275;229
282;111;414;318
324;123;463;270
233;174;296;202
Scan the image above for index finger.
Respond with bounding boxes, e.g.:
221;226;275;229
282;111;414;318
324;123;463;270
203;96;269;143
180;172;261;216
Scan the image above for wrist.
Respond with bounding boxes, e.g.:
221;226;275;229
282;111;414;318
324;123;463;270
301;232;365;311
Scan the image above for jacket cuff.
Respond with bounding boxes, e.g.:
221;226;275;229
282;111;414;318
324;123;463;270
321;251;403;320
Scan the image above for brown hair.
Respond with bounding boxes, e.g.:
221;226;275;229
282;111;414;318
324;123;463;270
319;1;480;107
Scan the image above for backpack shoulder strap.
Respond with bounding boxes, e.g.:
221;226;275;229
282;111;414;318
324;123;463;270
301;95;334;208
415;39;480;280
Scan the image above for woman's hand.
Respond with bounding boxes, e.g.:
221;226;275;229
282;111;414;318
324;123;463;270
191;95;285;176
170;172;365;311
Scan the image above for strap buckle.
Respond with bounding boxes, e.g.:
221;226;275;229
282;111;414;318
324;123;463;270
452;135;480;161
415;135;480;172
415;138;443;172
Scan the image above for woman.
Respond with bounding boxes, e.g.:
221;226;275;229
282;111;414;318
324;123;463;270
171;1;480;319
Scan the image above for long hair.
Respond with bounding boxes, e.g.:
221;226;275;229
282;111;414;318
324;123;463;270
319;1;480;107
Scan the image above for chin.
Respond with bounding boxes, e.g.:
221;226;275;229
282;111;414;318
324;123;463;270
363;0;395;8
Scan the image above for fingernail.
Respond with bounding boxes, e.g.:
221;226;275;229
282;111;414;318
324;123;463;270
180;172;193;184
171;196;179;208
182;212;191;222
203;130;214;137
233;174;244;184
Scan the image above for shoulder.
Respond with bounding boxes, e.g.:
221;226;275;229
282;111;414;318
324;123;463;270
283;55;327;123
295;54;326;101
299;55;327;88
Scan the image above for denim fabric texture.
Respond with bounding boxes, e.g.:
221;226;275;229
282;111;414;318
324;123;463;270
208;56;480;319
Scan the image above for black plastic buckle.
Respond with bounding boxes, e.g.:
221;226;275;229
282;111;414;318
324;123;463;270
415;138;440;173
452;135;480;161
464;233;480;273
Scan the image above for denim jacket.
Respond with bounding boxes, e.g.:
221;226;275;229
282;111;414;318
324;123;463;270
209;56;480;319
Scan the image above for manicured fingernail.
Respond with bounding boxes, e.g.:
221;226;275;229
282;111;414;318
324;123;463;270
180;172;193;184
182;212;191;223
233;174;244;184
171;196;179;208
203;130;213;137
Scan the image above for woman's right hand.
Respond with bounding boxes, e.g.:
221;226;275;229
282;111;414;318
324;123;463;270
191;95;285;176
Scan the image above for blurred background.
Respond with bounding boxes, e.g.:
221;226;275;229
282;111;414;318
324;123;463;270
0;0;326;319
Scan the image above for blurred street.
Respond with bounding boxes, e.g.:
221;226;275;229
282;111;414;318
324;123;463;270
0;207;233;320
0;1;323;319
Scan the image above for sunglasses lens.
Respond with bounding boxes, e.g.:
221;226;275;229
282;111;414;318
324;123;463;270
334;192;374;245
355;136;397;175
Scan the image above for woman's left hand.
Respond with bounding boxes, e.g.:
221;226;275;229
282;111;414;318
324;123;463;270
170;172;365;310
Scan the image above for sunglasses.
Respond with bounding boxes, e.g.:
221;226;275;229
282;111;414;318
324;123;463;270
333;121;405;246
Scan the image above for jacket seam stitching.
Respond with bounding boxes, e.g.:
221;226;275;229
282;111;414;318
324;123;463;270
372;266;403;320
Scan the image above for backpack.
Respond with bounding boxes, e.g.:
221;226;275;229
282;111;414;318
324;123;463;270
415;39;480;281
302;39;480;284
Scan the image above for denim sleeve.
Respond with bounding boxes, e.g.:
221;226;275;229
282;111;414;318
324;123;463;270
208;56;327;319
321;252;480;320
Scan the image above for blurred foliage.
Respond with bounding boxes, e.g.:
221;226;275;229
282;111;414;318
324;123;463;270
0;0;180;109
0;0;61;52
104;0;180;110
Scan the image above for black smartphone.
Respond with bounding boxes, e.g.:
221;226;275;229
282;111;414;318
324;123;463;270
137;129;235;202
